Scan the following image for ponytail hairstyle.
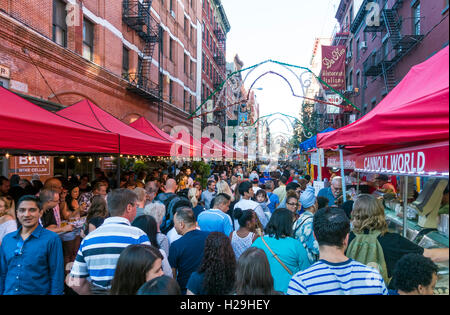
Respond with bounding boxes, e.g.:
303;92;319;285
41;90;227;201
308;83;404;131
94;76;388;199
233;208;255;228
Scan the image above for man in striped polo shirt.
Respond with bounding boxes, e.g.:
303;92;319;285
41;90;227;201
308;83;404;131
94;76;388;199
68;189;150;295
287;207;388;295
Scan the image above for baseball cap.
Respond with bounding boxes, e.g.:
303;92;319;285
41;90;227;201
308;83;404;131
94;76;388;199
249;173;259;182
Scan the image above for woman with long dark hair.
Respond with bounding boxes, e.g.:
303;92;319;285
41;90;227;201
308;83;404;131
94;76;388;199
110;245;164;295
81;194;108;237
251;208;311;294
186;232;236;295
131;215;173;277
235;247;279;295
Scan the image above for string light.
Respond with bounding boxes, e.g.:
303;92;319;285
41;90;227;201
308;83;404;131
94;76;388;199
5;153;10;159
89;158;93;162
60;158;65;162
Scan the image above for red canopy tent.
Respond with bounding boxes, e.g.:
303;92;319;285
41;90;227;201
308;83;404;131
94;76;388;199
56;99;173;157
129;117;198;158
317;46;449;178
0;87;119;154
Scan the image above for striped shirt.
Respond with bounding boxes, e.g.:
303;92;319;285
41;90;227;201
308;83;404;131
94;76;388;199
70;217;150;289
287;259;388;295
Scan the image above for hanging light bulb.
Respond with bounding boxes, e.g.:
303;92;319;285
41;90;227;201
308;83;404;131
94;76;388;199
5;153;10;159
77;158;81;163
60;158;65;163
89;157;93;162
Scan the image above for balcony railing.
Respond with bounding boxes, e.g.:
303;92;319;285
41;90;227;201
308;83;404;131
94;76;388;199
123;73;161;102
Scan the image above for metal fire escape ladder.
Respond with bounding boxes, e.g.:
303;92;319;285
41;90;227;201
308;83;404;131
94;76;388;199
122;0;161;102
380;9;401;93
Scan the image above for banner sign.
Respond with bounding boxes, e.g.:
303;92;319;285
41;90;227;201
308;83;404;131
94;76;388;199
9;156;53;181
355;142;449;177
327;156;357;169
321;45;346;91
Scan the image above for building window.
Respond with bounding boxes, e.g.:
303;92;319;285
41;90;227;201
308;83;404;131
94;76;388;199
413;2;421;35
184;53;189;75
169;80;174;103
160;29;165;55
190;60;195;79
356;38;360;60
122;46;129;78
348;69;353;89
169;38;174;61
52;0;67;47
184;17;189;34
0;78;9;89
356;71;361;89
83;19;94;61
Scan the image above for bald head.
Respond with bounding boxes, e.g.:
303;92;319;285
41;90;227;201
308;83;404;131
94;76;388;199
43;177;63;194
165;178;178;193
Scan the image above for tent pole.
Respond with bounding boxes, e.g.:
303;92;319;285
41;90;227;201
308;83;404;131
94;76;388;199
356;172;360;195
402;176;408;238
339;146;347;203
116;154;121;189
317;148;323;181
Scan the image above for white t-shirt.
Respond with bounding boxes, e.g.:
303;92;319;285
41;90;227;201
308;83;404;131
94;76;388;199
0;219;17;244
167;227;182;245
234;198;269;230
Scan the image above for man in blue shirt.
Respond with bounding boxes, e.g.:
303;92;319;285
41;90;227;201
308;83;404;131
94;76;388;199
317;176;342;206
169;207;209;294
0;195;64;295
197;193;233;237
201;180;216;210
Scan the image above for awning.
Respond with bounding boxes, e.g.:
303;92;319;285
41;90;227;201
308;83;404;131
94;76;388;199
56;99;172;156
129;117;197;157
0;87;119;154
317;46;449;151
299;127;335;152
317;46;449;177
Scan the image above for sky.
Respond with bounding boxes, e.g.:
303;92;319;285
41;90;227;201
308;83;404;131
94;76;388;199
221;0;341;140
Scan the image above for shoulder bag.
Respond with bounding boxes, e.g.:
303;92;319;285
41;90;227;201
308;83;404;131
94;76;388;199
260;236;293;276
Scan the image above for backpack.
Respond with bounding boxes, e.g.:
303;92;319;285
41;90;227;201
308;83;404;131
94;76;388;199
346;230;390;285
159;194;191;234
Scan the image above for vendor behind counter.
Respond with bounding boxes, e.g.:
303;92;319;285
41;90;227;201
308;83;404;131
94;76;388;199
410;179;448;230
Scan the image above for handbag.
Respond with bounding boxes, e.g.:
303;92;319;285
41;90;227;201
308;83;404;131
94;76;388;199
260;237;293;276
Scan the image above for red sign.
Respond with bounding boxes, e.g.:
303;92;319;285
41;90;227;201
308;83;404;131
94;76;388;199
321;45;346;91
9;156;54;182
354;142;449;177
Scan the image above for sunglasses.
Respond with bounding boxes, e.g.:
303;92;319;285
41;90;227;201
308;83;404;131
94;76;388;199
14;239;25;256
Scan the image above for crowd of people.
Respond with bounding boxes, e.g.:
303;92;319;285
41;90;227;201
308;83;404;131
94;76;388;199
0;162;448;295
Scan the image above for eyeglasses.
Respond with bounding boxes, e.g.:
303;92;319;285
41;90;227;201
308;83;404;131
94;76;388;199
287;202;298;207
14;239;25;256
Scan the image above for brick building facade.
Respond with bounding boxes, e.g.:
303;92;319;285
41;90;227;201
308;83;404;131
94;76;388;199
0;0;203;135
332;0;449;121
200;0;230;135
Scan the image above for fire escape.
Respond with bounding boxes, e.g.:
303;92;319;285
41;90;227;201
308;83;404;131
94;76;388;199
122;0;161;103
213;26;227;130
362;5;424;94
